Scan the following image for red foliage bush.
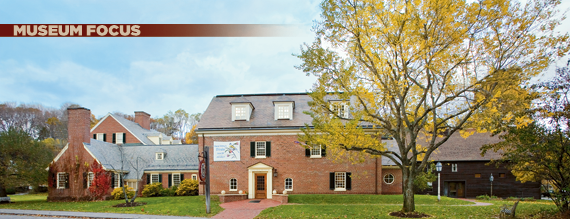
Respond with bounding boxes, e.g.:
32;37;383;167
88;160;111;200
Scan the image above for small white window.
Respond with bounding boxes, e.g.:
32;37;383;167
57;172;67;189
114;173;121;188
156;153;164;160
235;106;247;120
96;133;104;141
126;181;137;190
278;105;290;119
256;141;266;158
285;178;293;191
229;178;237;191
116;133;124;144
310;145;322;158
452;164;458;172
274;102;293;120
384;174;395;184
192;174;198;181
172;173;181;187
87;172;94;188
231;103;252;121
151;174;160;184
335;172;346;191
330;101;349;118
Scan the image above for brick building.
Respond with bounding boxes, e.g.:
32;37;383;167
47;107;198;201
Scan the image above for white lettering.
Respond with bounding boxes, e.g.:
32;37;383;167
120;25;130;36
48;25;57;36
38;25;47;36
96;25;108;36
131;25;140;36
14;25;25;36
86;25;96;36
70;25;81;36
58;25;69;36
108;25;119;36
27;25;37;36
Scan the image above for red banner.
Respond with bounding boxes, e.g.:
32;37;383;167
0;24;301;37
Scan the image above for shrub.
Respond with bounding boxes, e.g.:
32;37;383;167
507;196;520;201
161;186;177;196
5;188;16;195
522;197;534;201
176;179;199;196
476;195;490;200
142;183;163;197
111;185;135;200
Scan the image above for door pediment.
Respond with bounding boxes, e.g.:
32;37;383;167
248;162;273;170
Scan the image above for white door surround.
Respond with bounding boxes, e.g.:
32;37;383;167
248;162;273;199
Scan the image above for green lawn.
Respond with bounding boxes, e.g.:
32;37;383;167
257;195;559;219
3;193;222;218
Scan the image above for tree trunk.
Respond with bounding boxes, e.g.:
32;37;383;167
0;183;7;197
402;168;415;212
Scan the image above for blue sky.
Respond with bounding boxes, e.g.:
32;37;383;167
1;0;568;118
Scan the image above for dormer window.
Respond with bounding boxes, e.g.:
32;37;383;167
231;102;253;121
329;101;349;118
274;101;294;120
156;153;164;160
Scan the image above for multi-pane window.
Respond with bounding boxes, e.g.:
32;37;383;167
87;172;94;188
335;172;346;190
330;102;349;118
311;145;321;158
116;133;124;144
127;181;137;190
278;105;290;119
172;173;181;187
192;174;198;181
235;106;246;120
156;153;164;160
451;164;458;172
256;141;266;157
96;133;104;141
229;178;237;191
114;173;121;188
285;178;293;191
57;172;67;189
151;174;160;184
384;174;395;184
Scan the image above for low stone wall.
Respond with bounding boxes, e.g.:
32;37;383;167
272;194;288;204
0;197;10;203
218;194;248;203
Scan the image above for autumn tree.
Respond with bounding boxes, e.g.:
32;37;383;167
483;65;570;212
0;128;53;197
151;110;201;141
88;160;111;200
297;0;568;213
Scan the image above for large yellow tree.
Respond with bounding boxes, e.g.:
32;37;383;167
297;0;568;213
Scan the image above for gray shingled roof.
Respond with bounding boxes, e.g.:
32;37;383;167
110;114;157;145
84;140;199;180
419;132;503;161
197;93;314;130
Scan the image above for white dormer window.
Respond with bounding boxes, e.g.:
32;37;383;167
274;102;294;120
156;153;164;160
231;103;253;121
115;133;124;144
330;101;349;118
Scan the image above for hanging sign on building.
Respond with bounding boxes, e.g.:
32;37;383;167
213;141;240;161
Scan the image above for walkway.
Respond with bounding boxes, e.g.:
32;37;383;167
0;209;208;219
457;198;493;206
212;199;281;219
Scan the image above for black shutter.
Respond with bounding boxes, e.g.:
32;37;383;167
52;173;56;188
123;133;126;143
250;142;255;157
180;174;184;182
346;172;352;190
305;148;310;157
322;146;326;157
266;142;271;157
83;172;87;189
147;174;150;184
168;174;172;187
111;173;115;188
93;134;96;139
65;173;69;189
330;172;335;190
103;134;107;142
112;133;116;144
159;174;163;183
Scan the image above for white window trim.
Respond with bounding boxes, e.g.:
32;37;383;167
255;141;266;159
452;164;458;172
310;145;322;158
57;172;67;189
329;101;349;119
114;173;121;188
274;102;293;120
126;180;137;190
116;132;124;144
229;178;238;191
151;174;160;184
156;152;164;160
231;103;252;121
87;172;94;188
96;133;104;141
284;178;293;191
191;174;198;181
172;173;181;187
334;172;346;191
384;173;395;184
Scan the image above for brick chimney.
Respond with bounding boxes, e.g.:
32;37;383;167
67;107;91;151
134;111;151;130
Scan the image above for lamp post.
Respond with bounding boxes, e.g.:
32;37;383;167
436;162;442;202
490;173;494;198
